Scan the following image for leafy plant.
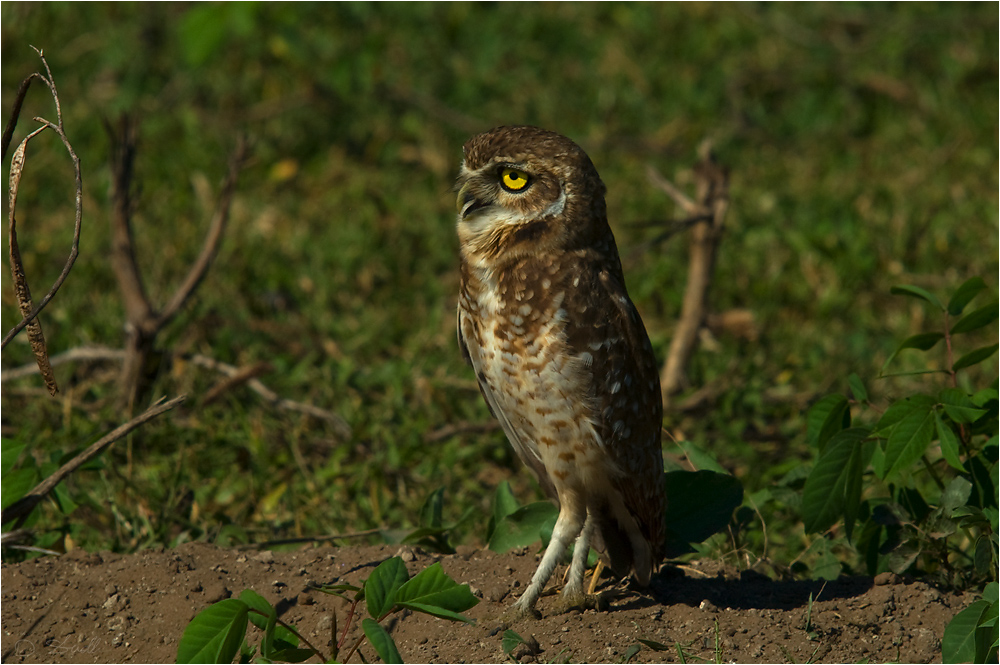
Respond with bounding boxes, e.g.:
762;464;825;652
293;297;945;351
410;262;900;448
800;278;998;659
176;556;479;664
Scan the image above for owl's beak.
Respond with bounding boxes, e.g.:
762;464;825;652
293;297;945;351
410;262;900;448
457;183;490;220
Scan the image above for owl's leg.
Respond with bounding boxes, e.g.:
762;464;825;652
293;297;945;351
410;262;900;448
504;505;585;621
551;513;606;613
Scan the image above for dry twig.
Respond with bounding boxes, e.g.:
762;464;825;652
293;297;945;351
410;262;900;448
650;141;730;402
1;394;187;528
3;48;84;398
105;115;248;408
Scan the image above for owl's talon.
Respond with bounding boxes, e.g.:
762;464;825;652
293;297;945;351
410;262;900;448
551;590;608;615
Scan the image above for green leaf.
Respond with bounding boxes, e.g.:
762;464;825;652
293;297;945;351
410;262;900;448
2;467;39;514
239;589;299;654
935;411;966;472
891;284;944;310
943;600;989;664
880;405;936;480
488;501;558;553
881;333;945;374
636;638;672;652
394;562;479;621
806;394;851;451
365;557;410;620
802;428;869;538
623;642;642;663
847;373;868;402
663;471;743;556
974;536;995;576
875;395;937;435
486;481;520;542
502;629;528;656
941;477;973;514
177;599;250;664
948;277;987;316
675;440;728;474
953;344;999;371
1;440;28;477
950;302;998;334
419;487;445;529
267;647;317;663
940;388;988;424
361;618;402;664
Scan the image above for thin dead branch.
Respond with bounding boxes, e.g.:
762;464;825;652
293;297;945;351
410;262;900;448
423;420;501;443
188;354;351;438
3;48;84;399
651;141;730;403
105;115;248;409
1;395;187;528
201;361;272;406
2;345;125;381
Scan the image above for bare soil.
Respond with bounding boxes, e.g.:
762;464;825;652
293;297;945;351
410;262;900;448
1;542;971;663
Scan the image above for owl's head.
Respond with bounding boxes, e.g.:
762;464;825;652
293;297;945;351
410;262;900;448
455;126;611;266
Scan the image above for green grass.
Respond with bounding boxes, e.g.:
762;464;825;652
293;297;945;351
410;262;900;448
2;4;997;568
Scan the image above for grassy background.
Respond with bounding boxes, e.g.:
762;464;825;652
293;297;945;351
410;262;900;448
2;4;997;571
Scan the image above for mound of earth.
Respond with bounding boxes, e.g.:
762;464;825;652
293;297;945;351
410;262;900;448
2;542;970;663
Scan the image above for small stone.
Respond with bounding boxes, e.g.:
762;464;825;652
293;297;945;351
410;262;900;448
254;551;275;564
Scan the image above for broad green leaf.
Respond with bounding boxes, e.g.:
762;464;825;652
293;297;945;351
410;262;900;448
974;536;994;576
502;629;528;656
361;618;402;664
881;333;945;375
940;388;988;424
953;344;999;372
177;599;249;664
419;487;445;528
941;477;973;514
847;373;868;402
676;440;728;474
239;589;299;654
2;467;39;514
891;284;944;310
950;302;998;334
810;537;842;581
947;277;987;316
935;411;965;472
486;481;520;542
806;394;850;451
365;557;409;620
394;562;479;619
663;471;743;556
985;582;999;606
395;600;478;623
488;501;557;552
942;600;989;664
267;647;317;663
875;395;937;435
1;440;27;477
802;428;869;536
623;642;642;663
971;388;999;407
879;404;935;480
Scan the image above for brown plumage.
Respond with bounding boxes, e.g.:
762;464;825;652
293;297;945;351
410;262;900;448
455;126;665;618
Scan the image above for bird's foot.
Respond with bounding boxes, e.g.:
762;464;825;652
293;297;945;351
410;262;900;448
550;588;609;614
490;601;541;631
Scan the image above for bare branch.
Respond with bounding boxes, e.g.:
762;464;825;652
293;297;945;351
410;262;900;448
1;395;187;528
157;137;248;329
657;141;730;402
2;345;125;381
189;354;351;438
106;114;155;332
1;73;41;160
201;361;272;406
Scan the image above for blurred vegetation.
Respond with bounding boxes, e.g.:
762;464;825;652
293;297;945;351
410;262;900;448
2;2;997;581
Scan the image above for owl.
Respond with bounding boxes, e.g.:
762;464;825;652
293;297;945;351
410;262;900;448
455;126;665;619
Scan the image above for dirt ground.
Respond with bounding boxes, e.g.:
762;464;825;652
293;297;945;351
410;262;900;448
1;542;971;664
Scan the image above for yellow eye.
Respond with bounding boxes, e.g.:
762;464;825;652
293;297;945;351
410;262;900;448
500;167;531;193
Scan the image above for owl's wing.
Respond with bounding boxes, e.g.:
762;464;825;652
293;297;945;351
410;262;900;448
564;262;666;574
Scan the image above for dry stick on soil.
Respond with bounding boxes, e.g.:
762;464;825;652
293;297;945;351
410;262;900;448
188;354;351;437
3;348;351;438
649;141;730;403
1;395;187;529
106;115;248;410
3;48;84;398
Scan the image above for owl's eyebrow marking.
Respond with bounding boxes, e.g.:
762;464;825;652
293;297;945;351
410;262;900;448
540;189;567;218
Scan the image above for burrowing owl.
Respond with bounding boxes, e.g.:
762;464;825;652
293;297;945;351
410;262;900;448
456;126;665;619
